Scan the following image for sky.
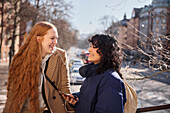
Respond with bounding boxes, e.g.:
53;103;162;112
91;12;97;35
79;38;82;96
67;0;153;34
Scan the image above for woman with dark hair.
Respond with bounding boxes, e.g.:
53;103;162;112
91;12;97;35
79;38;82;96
64;34;127;113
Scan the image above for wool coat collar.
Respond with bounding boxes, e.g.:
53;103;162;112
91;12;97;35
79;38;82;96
79;63;99;78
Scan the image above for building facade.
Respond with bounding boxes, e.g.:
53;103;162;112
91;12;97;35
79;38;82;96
106;0;169;52
117;14;129;49
139;0;170;51
127;8;141;49
139;0;170;37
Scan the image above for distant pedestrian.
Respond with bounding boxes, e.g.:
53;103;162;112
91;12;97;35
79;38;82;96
63;34;127;113
3;21;74;113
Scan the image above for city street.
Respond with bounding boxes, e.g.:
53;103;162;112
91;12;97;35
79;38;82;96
0;62;170;113
0;0;169;112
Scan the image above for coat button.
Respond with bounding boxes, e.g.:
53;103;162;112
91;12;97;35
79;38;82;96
53;96;56;99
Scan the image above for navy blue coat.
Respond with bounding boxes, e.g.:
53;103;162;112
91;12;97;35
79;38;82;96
74;63;126;113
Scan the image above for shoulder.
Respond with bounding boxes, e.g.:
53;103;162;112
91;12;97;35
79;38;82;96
51;48;67;59
53;48;66;55
102;70;121;81
49;48;67;64
100;70;124;90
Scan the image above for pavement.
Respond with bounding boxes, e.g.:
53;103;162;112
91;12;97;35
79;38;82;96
0;62;8;113
121;65;170;113
0;62;170;113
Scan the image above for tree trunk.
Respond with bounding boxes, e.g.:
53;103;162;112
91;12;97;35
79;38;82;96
0;0;4;59
32;0;39;25
9;1;18;65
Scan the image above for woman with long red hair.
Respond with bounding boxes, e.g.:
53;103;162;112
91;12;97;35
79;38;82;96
3;21;74;113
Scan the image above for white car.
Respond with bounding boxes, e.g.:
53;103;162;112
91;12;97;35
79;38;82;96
72;60;83;65
70;68;85;84
69;59;84;66
71;64;82;71
69;59;84;72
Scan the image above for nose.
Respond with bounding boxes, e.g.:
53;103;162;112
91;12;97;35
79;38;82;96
53;39;57;45
88;46;91;52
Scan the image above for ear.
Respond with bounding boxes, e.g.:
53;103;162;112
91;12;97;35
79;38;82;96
37;36;40;42
97;49;102;56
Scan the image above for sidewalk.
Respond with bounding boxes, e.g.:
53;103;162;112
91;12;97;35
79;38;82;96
121;66;170;113
0;62;8;113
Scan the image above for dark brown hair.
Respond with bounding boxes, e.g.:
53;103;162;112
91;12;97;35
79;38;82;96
88;34;123;78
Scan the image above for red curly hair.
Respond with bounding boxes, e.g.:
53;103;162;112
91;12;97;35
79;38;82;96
7;21;56;113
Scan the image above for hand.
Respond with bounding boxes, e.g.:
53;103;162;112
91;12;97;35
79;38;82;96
65;94;78;105
59;91;79;105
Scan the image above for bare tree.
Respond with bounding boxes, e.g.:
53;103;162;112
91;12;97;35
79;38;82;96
8;0;20;65
1;0;77;64
105;19;169;80
52;18;77;50
123;22;169;77
3;0;37;65
0;0;5;59
30;0;77;50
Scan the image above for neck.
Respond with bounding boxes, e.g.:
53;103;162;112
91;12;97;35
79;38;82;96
42;53;46;59
93;61;100;64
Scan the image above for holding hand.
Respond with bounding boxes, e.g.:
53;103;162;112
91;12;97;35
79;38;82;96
59;91;79;105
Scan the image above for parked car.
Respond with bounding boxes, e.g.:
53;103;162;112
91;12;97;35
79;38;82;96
70;67;85;84
70;59;84;65
69;59;84;72
70;64;82;71
69;59;84;67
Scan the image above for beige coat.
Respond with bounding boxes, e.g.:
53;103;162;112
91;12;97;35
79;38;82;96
44;48;74;113
3;48;74;113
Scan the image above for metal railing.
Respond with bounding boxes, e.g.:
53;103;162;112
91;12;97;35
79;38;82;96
136;104;170;112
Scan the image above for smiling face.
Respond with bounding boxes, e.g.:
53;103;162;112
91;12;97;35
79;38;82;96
39;28;58;58
88;43;101;64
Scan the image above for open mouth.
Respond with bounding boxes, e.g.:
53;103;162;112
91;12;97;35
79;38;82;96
89;53;93;57
49;44;54;50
